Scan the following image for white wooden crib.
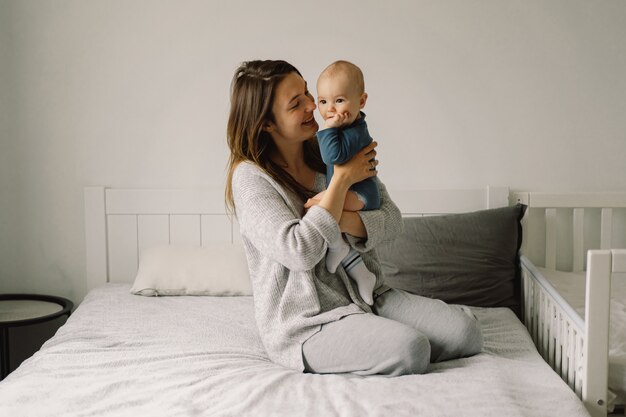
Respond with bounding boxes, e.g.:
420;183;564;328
513;192;626;417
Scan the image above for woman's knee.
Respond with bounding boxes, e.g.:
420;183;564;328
436;311;483;362
391;331;431;375
443;302;483;352
458;314;483;355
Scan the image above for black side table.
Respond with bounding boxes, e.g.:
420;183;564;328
0;294;73;380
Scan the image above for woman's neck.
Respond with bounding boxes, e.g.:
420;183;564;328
272;143;305;171
271;144;315;188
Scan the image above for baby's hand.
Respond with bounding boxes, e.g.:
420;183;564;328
324;112;351;129
304;191;324;211
304;197;321;210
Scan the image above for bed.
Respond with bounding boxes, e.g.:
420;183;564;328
0;186;591;417
513;191;626;417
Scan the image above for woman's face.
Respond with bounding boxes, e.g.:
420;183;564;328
265;72;319;145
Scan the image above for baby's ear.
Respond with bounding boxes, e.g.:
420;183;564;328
360;93;368;109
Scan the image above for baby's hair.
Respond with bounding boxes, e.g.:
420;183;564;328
320;60;365;94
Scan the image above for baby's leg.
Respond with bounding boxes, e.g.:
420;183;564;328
342;249;376;305
326;236;350;274
344;191;365;212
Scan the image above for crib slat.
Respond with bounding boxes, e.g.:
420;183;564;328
539;293;545;359
522;271;528;322
567;327;576;389
555;309;562;377
542;295;550;360
534;283;541;343
532;280;539;343
530;281;537;342
548;304;556;368
545;209;557;270
600;208;613;250
583;250;611;417
573;209;584;272
575;333;584;397
561;320;570;381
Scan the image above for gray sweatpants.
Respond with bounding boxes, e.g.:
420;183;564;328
301;288;483;376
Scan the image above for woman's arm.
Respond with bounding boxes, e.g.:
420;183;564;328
305;179;400;245
233;163;340;272
345;180;403;252
232;144;379;271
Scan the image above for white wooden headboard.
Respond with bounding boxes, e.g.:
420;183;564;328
84;186;509;291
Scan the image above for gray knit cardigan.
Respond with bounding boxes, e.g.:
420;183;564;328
232;161;403;371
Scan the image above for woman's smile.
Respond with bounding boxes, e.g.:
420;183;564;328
302;115;316;127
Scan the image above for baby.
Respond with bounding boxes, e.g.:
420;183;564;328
311;60;380;305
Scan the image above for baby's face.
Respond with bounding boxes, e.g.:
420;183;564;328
316;72;365;126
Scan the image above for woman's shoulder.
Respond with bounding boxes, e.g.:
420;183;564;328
234;160;261;175
232;161;281;194
233;161;267;183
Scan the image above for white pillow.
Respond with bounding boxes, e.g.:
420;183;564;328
130;244;252;296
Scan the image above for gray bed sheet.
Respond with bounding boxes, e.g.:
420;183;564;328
0;284;589;417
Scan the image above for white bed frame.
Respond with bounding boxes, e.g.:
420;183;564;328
512;192;626;417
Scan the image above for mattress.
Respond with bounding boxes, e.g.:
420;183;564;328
0;284;589;417
538;267;626;404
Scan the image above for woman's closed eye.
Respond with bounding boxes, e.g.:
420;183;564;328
291;91;313;110
290;97;303;110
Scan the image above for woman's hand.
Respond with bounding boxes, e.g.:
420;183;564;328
333;141;378;188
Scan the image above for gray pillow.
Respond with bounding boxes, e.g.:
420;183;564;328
376;205;526;317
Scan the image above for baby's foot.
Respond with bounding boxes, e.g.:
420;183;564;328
355;272;376;305
326;241;350;273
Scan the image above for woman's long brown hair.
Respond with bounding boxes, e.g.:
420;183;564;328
225;60;325;215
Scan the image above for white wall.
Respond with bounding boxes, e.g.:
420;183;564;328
1;0;625;303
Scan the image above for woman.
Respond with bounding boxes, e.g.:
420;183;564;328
226;60;482;376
